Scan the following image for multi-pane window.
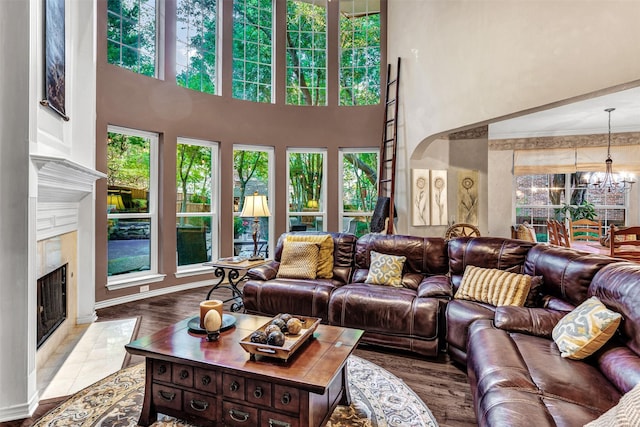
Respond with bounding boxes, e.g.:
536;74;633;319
287;149;326;231
176;139;218;267
515;172;626;242
107;0;157;77
233;147;273;258
176;0;218;94
286;0;327;106
339;0;380;106
339;149;378;237
232;0;273;102
107;127;158;278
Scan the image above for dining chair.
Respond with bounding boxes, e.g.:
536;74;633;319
609;225;640;262
547;219;570;247
569;218;602;242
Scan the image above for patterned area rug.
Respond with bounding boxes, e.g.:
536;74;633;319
34;355;438;427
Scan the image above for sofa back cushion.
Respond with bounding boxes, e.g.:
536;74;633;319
523;244;619;308
353;234;448;289
448;237;535;293
274;232;357;285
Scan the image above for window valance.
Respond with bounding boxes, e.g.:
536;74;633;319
514;145;640;175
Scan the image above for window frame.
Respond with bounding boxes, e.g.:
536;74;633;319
286;148;327;232
106;126;163;290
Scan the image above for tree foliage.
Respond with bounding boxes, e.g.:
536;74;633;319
107;132;150;189
107;0;156;76
177;144;212;212
343;153;377;211
289;153;323;211
234;150;269;210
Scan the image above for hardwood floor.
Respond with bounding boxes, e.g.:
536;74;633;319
4;286;477;427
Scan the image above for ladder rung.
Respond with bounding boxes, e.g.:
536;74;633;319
383;159;393;163
380;178;392;183
388;79;397;86
386;99;396;106
385;119;395;125
383;138;394;143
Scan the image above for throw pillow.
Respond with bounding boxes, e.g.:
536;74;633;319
454;265;532;307
585;383;640;427
365;250;406;287
516;222;537;242
276;241;320;280
286;234;334;279
552;296;622;360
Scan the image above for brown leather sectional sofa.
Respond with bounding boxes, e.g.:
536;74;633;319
243;232;640;426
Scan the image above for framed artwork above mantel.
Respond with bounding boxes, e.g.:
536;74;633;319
40;0;69;121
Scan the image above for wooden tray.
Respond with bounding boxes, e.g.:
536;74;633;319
239;315;321;361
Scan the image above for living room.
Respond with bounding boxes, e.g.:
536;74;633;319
2;0;640;425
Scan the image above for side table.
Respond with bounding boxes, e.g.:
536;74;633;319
203;259;267;312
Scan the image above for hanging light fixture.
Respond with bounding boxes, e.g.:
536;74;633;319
589;108;635;193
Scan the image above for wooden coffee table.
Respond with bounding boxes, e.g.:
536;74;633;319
125;313;363;427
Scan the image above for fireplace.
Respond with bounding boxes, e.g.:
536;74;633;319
37;263;67;348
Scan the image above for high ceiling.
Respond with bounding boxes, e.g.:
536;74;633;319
489;86;640;139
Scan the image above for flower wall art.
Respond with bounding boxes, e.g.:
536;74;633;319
430;170;448;226
411;169;430;226
457;170;479;225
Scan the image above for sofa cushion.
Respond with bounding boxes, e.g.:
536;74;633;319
455;265;532;307
365;250;406;287
276;241;320;280
286;233;334;278
552;296;622;360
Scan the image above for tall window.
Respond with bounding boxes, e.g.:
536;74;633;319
107;0;157;77
339;0;380;106
176;0;218;94
233;147;273;258
232;0;273;102
286;0;327;106
287;149;327;231
339;149;378;237
176;139;218;268
107;127;158;281
515;172;627;242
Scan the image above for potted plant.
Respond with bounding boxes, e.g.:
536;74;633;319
554;200;597;222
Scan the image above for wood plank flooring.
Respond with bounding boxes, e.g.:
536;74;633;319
4;285;477;427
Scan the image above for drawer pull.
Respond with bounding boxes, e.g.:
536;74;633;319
230;381;240;392
180;369;190;380
189;399;209;412
269;420;291;427
201;375;212;386
158;365;167;375
158;390;176;401
281;392;291;405
257;347;276;354
253;386;263;399
229;409;250;422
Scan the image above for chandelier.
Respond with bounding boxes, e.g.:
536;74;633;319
589;107;635;193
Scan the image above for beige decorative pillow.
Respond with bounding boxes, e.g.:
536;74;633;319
276;241;320;280
365;250;406;287
286;234;334;279
454;265;532;307
552;296;622;360
516;223;537;242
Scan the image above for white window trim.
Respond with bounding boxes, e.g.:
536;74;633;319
106;126;160;290
338;147;378;233
176;137;220;271
287;148;327;231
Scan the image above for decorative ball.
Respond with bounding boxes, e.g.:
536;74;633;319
203;310;222;333
267;330;285;347
271;318;287;333
286;318;303;335
264;324;281;336
279;313;293;323
250;330;268;344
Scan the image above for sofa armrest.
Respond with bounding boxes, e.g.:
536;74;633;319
247;261;280;281
494;306;569;338
417;275;453;298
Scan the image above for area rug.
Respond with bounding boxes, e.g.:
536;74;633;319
33;355;438;427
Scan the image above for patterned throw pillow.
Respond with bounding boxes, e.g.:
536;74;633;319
286;234;334;279
454;265;532;307
365;250;406;287
276;241;320;280
552;296;622;360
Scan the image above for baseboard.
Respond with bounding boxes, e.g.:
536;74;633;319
0;392;39;423
94;280;214;310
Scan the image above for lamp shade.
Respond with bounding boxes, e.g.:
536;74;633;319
240;192;271;217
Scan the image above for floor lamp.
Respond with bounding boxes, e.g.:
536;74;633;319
240;191;271;260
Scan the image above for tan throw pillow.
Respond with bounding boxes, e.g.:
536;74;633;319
517;223;537;242
365;250;406;287
552;296;622;360
286;234;334;279
454;265;532;307
276;241;320;280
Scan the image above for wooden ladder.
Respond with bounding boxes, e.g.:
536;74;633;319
377;57;401;234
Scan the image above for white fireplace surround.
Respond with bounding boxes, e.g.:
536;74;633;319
31;154;105;241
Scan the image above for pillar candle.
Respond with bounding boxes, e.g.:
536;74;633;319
199;300;223;329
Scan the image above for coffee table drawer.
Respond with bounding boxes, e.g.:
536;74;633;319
261;409;300;427
273;384;300;413
172;363;193;387
183;390;216;419
152;360;172;382
152;383;182;412
246;378;272;406
223;373;245;400
194;367;217;394
223;401;259;426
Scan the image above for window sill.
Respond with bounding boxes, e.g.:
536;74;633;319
106;273;166;291
175;266;213;279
